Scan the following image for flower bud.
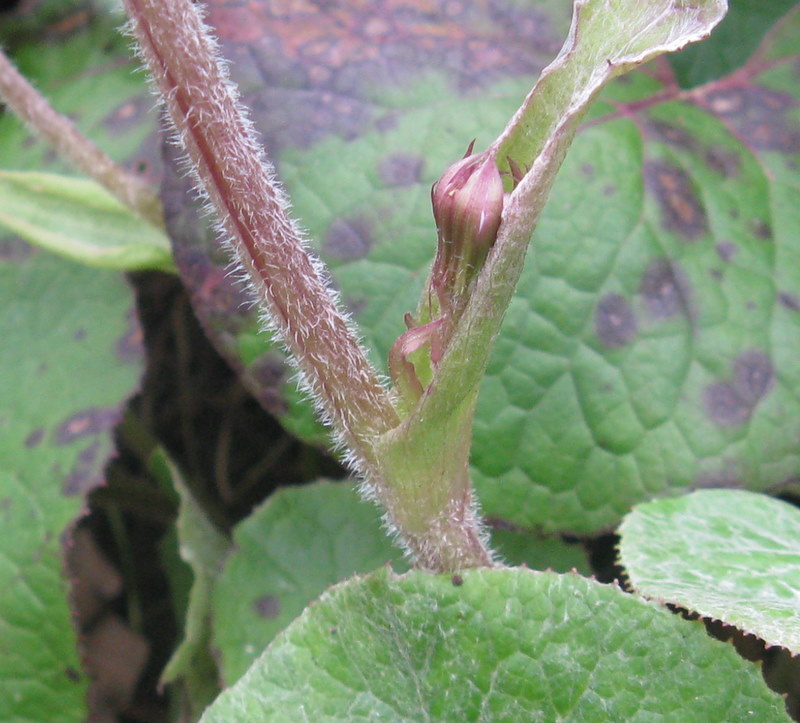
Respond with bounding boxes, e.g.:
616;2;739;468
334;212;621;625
432;148;504;265
430;147;504;310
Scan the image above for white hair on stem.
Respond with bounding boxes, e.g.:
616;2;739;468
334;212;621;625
122;0;495;571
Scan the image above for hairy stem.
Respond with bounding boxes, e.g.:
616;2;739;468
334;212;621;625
122;0;399;468
0;46;163;228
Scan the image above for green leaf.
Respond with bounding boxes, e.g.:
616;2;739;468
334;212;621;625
618;489;800;655
0;247;144;722
158;451;229;715
0;171;173;271
211;481;591;686
201;568;787;722
668;0;797;87
490;527;591;574
162;3;800;536
0;3;160;180
211;481;408;685
0;8;154;721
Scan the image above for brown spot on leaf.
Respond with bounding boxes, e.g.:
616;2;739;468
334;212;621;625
705;86;800;154
324;217;374;261
778;291;800;312
64;667;81;683
63;440;102;496
715;241;737;263
451;574;464;586
645;120;699;152
25;428;45;448
253;595;281;619
704;350;773;427
640;259;691;319
595;294;637;348
602;184;616;197
55;407;121;445
580;163;594;176
644;161;708;240
378;153;424;187
74;328;87;341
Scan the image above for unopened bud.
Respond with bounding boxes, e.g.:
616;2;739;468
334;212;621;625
430;146;504;311
432;148;504;262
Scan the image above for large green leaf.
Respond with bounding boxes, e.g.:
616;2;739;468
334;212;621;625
618;489;800;655
0;245;144;721
210;480;592;686
163;2;800;535
0;7;154;719
201;567;787;722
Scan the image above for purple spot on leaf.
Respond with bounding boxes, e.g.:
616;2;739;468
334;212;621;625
62;440;102;496
244;353;289;417
751;219;772;240
694;467;742;489
778;291;800;312
253;595;281;619
0;236;33;262
640;259;691;319
704;382;751;427
704;146;740;178
25;428;45;448
733;350;773;406
378;153;424;187
704;350;773;427
324;217;374;261
715;241;737;263
55;407;121;445
646;120;698;152
595;294;637;348
705;87;800;154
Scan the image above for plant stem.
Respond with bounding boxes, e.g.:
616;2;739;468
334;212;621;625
122;0;399;470
122;0;495;571
0;47;163;228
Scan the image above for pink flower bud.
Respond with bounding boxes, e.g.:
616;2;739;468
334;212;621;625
430;146;504;313
432;148;504;265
